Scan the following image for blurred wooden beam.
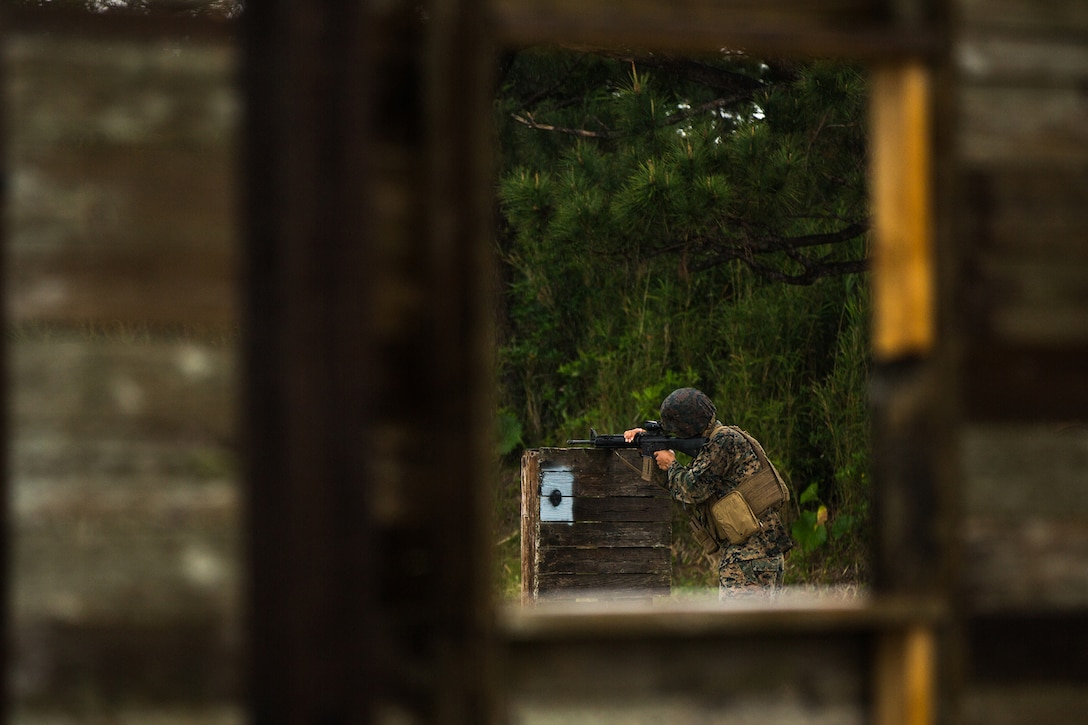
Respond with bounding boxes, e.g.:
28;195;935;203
490;0;938;56
871;60;934;360
875;624;936;725
0;5;235;40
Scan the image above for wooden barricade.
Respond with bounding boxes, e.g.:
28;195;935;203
521;448;672;600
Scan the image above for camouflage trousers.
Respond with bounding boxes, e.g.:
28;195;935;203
718;553;785;600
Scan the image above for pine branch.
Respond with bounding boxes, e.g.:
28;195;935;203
748;222;870;253
510;112;614;138
506;47;774;141
687;221;871;283
745;257;870;285
510;93;751;140
661;95;748;128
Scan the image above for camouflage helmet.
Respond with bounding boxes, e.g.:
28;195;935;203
659;387;716;437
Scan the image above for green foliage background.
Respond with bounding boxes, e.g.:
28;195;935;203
493;47;872;595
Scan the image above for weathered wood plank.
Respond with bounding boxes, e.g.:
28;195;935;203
976;259;1088;343
961;686;1088;725
535;571;671;592
572;496;671;522
567;474;667;498
502;597;947;634
540;448;667;497
957;0;1088;33
538;547;670;575
539;521;671;549
953;20;1088;171
503;621;869;723
8;149;237;327
963;612;1088;725
957;168;1088;345
958;84;1088;165
5;33;238;328
967;613;1088;684
11;618;240;711
957;32;1088;84
12;708;242;725
962;515;1088;610
957;344;1088;422
522;450;541;600
11;339;236;441
962;424;1088;517
6;34;236;146
10;436;236;480
961;167;1088;256
14;503;239;623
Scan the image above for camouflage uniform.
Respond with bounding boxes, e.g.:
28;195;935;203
658;390;793;599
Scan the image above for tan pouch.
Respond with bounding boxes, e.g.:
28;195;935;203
734;465;786;517
709;490;762;545
721;426;791;518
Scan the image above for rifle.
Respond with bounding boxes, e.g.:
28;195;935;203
567;420;709;480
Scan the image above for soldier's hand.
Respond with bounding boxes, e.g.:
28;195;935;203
623;428;645;442
653;449;676;470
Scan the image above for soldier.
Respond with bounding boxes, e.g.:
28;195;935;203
625;387;793;599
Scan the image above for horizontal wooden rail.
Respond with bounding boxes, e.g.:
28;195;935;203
501;595;943;725
500;594;945;640
489;0;939;57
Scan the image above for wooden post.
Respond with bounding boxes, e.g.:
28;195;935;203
522;448;672;600
874;624;936;725
870;60;934;360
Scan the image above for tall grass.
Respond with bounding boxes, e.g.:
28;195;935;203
494;259;872;596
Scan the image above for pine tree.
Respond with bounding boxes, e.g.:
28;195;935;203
497;48;869;285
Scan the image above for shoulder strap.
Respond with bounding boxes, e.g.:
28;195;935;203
726;425;791;504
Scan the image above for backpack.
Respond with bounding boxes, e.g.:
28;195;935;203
704;426;791;546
